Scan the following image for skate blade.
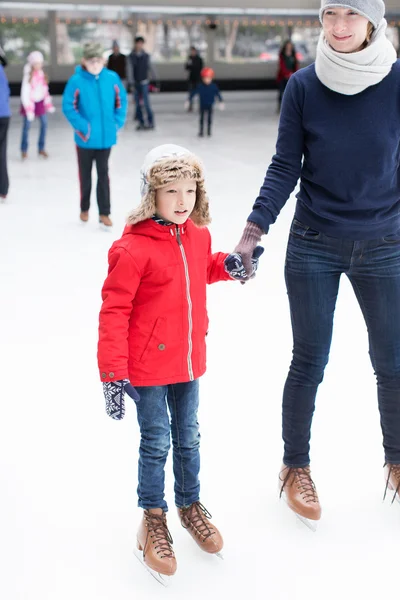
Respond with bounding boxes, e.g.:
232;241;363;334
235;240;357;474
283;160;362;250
281;491;318;533
133;547;171;587
215;551;224;560
99;223;113;232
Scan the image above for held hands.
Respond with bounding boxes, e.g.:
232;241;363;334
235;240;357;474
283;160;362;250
184;100;190;110
218;102;225;111
27;113;35;122
224;246;264;281
103;379;140;420
47;106;56;114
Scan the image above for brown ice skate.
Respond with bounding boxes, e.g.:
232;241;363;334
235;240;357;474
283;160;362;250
178;502;224;557
80;211;89;222
279;464;321;531
38;150;49;158
135;509;177;586
384;463;400;504
99;215;113;228
21;152;27;160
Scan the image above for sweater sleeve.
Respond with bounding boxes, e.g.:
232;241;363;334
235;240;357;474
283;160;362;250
215;84;223;102
20;66;34;117
98;247;141;382
248;74;304;233
62;77;90;139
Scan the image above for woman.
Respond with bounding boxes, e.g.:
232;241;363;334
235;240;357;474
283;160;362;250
277;40;299;111
234;0;400;529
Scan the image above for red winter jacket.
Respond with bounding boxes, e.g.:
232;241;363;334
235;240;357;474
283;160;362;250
98;218;232;386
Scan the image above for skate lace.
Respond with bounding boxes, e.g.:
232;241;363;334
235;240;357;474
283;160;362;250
383;463;400;504
145;512;174;559
180;502;215;541
280;467;319;504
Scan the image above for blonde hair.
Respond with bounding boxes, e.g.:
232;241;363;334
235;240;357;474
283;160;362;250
364;22;375;47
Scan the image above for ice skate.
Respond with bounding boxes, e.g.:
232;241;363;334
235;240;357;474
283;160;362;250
383;463;400;505
134;509;177;587
38;150;49;158
279;464;321;532
178;501;224;558
99;215;113;230
80;211;89;223
0;195;7;203
21;152;27;160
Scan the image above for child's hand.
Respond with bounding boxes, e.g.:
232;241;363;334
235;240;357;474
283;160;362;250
27;113;35;122
184;100;190;110
103;379;140;420
218;102;225;111
48;106;56;114
224;246;264;282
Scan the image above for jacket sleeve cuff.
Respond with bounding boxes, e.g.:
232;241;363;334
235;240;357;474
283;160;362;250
99;368;129;383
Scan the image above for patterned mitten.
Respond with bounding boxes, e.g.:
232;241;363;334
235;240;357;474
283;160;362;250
102;379;140;420
225;246;264;281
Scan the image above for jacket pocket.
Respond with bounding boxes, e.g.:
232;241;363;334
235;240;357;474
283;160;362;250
138;317;166;363
290;218;320;239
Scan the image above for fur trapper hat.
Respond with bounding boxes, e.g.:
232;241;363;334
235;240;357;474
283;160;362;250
127;144;211;227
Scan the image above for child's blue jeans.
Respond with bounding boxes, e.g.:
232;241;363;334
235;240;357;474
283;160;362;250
135;380;201;511
21;114;47;152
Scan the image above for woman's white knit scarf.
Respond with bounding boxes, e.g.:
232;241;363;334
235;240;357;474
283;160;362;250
315;18;397;95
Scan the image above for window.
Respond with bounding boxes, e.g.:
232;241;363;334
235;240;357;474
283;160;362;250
215;23;286;63
0;11;49;64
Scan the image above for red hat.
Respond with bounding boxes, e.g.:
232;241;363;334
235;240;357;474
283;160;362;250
201;67;215;78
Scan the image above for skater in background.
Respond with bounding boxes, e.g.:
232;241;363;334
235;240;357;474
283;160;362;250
0;62;10;201
62;42;127;229
276;40;299;111
129;36;157;130
185;46;203;112
186;67;224;137
98;144;263;583
107;41;127;87
20;51;55;160
234;0;400;529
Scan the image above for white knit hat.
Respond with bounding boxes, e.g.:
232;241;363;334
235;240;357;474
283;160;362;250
319;0;385;28
27;51;44;65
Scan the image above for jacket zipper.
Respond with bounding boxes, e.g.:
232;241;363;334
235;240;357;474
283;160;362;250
96;75;105;148
175;225;194;381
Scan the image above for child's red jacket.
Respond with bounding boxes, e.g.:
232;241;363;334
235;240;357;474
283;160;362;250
98;218;231;386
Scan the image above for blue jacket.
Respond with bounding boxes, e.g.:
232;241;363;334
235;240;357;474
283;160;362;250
0;65;10;118
249;61;400;240
189;82;223;108
62;66;127;149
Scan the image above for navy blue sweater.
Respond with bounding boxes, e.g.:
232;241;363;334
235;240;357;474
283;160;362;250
189;82;223;108
249;61;400;239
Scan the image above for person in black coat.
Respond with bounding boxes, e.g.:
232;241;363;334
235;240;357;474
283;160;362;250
107;41;127;83
185;47;204;112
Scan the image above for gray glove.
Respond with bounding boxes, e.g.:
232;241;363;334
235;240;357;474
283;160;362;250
234;221;264;279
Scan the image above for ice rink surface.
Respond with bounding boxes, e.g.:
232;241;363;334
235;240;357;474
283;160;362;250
1;91;399;600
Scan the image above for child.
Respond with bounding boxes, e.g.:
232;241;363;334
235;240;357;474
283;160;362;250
0;63;10;201
20;51;55;160
187;67;224;137
62;42;127;229
98;144;263;584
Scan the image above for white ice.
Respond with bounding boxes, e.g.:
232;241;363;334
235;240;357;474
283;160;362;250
1;92;398;600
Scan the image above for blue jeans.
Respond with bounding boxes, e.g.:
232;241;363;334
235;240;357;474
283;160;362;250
21;114;47;152
135;380;200;511
283;218;400;467
133;82;154;126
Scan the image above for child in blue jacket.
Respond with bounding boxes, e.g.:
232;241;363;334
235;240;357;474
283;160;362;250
62;42;127;228
0;63;10;200
187;67;224;137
